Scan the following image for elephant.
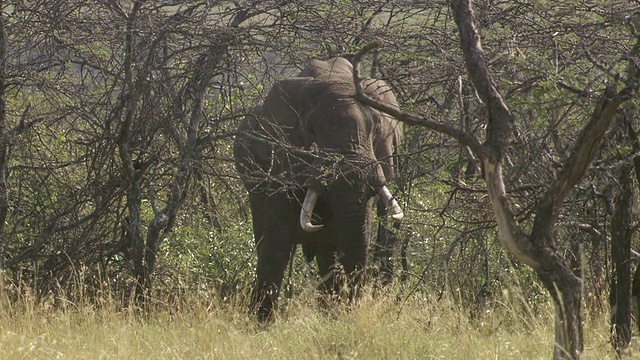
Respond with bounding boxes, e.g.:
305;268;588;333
233;57;404;321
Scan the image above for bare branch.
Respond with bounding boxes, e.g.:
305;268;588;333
351;40;486;160
451;0;515;159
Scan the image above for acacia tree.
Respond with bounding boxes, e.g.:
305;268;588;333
0;1;120;286
352;1;639;358
0;0;440;302
0;0;293;301
76;0;287;303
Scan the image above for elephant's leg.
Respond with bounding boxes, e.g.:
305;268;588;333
252;195;297;322
372;219;401;286
314;243;341;309
248;193;266;244
315;244;338;295
253;240;292;322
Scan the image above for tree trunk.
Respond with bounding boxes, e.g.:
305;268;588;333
626;54;640;333
534;247;584;358
0;2;7;269
196;170;223;232
610;109;639;352
117;0;149;307
633;263;640;331
609;157;633;354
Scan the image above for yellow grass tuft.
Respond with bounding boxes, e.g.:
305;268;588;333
0;284;629;359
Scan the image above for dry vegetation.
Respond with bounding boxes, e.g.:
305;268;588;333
0;282;629;359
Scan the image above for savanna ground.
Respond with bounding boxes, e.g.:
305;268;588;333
0;281;633;359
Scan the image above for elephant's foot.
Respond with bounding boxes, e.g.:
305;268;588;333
256;305;273;323
316;267;365;305
250;284;279;323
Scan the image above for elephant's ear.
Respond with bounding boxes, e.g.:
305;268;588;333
260;77;315;147
362;78;399;112
363;79;404;180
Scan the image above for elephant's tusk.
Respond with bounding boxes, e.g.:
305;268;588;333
378;186;404;221
300;189;324;232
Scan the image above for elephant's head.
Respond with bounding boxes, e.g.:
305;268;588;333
289;72;404;238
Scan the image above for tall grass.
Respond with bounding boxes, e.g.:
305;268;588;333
0;280;628;359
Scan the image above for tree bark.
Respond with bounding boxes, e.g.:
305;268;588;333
0;0;7;269
117;0;148;305
626;33;640;331
609;154;634;354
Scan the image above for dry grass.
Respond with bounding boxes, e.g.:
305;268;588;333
0;285;630;359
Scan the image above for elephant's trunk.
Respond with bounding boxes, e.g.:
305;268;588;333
299;158;404;232
330;194;372;292
300;188;323;232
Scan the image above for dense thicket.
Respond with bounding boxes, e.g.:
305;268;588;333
0;1;638;347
